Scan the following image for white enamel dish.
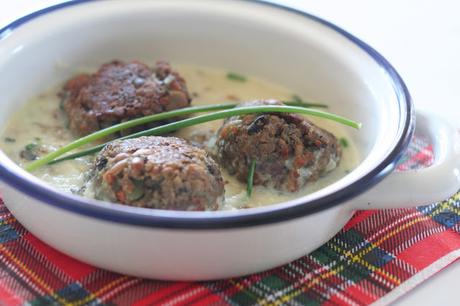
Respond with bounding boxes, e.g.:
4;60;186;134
0;0;459;280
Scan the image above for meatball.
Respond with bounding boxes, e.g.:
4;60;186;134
61;60;191;136
215;100;341;192
89;136;224;211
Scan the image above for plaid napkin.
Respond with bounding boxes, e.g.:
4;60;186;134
1;136;459;306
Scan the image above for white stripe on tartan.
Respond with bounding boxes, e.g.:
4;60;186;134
371;249;460;306
0;252;47;297
256;257;359;306
249;275;305;306
394;222;447;255
305;210;431;299
223;274;272;302
97;277;142;302
362;210;426;245
263;263;349;306
162;284;209;306
303;255;360;305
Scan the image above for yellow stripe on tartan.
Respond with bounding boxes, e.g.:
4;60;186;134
258;211;436;305
229;279;262;302
0;217;130;305
325;207;453;287
338;215;435;284
427;194;460;217
0;216;17;226
258;266;346;306
71;276;131;306
328;244;401;286
0;244;71;305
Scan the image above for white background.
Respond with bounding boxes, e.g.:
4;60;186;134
1;1;459;305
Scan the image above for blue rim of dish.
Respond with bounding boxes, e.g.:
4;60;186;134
0;0;414;229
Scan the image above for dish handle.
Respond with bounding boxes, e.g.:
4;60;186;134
352;111;460;209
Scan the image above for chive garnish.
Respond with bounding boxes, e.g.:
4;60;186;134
4;137;15;143
226;72;247;82
24;104;235;171
25;105;361;171
339;137;349;148
285;94;328;109
51;106;360;165
284;101;328;109
247;160;256;197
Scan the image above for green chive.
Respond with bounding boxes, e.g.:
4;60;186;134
226;72;246;82
247;160;256;197
25;143;37;151
50;105;360;167
26;105;361;171
284;101;328;109
23;102;319;171
285;94;328;109
339;137;349;148
24;104;236;171
4;137;15;143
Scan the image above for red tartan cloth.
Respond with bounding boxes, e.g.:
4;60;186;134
0;136;459;305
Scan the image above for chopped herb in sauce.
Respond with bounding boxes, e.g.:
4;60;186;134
226;72;247;82
339;137;349;148
292;94;303;103
25;143;37;151
4;137;15;143
20;143;40;161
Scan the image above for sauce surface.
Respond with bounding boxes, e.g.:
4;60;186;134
0;64;359;210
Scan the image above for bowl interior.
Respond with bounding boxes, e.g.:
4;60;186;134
0;0;407;215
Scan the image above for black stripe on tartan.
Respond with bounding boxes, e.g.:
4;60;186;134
201;279;235;300
222;277;269;306
278;262;330;305
4;217;28;240
243;271;302;306
203;272;271;306
294;255;362;304
311;232;396;294
301;251;367;304
273;261;334;305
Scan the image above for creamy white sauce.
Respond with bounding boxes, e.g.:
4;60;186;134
0;64;359;209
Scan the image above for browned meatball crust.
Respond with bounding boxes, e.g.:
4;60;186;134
90;136;224;211
61;60;191;136
215;100;341;192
